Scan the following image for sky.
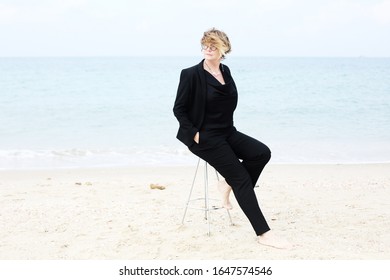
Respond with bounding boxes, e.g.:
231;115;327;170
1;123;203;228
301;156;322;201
0;0;390;57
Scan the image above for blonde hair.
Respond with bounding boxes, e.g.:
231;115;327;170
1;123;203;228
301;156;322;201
201;28;232;59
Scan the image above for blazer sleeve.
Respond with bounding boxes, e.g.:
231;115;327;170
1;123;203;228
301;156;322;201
173;69;199;146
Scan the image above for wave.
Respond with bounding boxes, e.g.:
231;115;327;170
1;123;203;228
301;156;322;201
0;147;196;170
1;144;390;170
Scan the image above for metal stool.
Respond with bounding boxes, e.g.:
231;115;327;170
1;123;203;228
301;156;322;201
181;158;233;236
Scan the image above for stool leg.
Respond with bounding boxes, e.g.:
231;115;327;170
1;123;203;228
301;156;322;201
204;161;211;236
181;157;201;224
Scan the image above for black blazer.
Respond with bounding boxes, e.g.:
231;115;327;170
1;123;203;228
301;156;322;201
173;59;235;147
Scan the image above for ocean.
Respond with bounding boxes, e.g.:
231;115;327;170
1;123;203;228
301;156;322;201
1;57;389;169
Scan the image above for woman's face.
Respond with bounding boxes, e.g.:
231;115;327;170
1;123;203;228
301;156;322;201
202;44;221;61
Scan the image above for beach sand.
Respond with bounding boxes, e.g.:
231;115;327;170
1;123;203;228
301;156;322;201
0;163;389;260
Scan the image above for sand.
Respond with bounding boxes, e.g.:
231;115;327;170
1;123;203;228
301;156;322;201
0;163;389;260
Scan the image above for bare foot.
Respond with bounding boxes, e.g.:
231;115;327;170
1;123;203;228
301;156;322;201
218;180;233;210
258;230;292;249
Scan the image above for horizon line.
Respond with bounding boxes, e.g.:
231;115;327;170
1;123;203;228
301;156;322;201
1;55;389;58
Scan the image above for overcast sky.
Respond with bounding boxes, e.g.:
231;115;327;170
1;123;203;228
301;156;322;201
1;0;389;57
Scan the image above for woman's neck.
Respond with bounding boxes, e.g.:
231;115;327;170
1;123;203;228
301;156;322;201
205;59;221;69
204;58;221;72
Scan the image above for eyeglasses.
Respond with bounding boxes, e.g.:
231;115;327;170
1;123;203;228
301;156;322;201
201;45;217;51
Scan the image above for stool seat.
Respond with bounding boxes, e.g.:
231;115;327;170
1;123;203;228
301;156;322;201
181;158;233;236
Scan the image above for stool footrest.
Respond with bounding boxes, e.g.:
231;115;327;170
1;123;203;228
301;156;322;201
186;206;224;211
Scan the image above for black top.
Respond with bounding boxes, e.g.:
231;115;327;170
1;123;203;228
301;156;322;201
202;69;238;130
173;60;237;147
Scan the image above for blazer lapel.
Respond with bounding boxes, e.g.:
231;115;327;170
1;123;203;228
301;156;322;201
197;59;207;105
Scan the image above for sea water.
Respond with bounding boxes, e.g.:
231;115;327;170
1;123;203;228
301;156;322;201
1;57;389;169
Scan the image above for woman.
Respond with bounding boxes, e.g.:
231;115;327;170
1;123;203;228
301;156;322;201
173;28;290;249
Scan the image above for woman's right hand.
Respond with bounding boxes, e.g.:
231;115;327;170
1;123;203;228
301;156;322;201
194;132;200;144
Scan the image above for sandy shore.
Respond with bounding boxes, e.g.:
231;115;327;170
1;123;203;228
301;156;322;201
0;163;389;260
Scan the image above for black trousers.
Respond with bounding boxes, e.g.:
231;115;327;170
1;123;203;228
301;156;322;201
189;126;271;235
